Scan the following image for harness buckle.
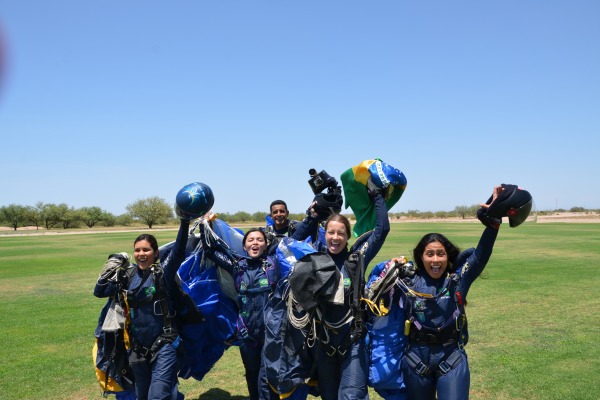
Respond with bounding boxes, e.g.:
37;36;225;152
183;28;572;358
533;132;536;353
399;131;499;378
325;345;346;357
163;326;176;335
438;360;451;375
325;346;338;357
406;351;431;376
415;362;430;376
138;346;151;358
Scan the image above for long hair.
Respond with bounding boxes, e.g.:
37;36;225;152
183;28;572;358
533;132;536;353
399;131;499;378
412;233;461;272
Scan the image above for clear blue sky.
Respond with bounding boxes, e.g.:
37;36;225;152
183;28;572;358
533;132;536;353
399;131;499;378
1;1;598;216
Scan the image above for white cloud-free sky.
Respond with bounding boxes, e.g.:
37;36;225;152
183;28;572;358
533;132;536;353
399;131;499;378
1;1;598;215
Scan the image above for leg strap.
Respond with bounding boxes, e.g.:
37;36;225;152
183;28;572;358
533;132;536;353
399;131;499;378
437;349;463;377
405;351;431;376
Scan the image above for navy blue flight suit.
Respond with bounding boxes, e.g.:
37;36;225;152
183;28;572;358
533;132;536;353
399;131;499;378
310;192;389;400
401;226;498;400
95;220;190;400
234;255;280;400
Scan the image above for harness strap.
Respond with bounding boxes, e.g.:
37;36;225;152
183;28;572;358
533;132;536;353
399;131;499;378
409;326;458;345
239;286;271;295
405;348;464;377
151;265;178;336
438;349;463;376
405;351;431;376
133;333;180;363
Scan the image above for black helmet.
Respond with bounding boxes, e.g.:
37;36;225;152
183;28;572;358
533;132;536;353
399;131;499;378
312;192;343;221
486;184;533;227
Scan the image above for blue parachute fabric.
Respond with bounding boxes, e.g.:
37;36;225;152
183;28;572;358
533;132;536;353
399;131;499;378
367;304;406;390
265;214;274;226
211;218;244;257
276;237;318;280
175;241;238;381
366;261;406;391
366;260;388;290
317;225;326;245
263;279;314;396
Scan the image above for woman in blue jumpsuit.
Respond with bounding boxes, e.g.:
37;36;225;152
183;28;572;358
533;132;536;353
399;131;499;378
94;218;190;400
234;228;280;400
235;216;321;400
397;185;503;400
308;188;389;400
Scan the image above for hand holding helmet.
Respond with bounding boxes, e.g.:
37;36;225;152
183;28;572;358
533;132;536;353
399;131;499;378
478;184;533;228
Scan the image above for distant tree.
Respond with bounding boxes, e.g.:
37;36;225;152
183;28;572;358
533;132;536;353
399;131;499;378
435;211;451;219
80;206;105;228
406;209;420;218
232;211;252;223
38;203;70;230
126;197;172;228
60;206;80;229
251;211;268;223
101;212;117;227
421;211;434;219
114;214;133;227
290;213;306;222
25;202;43;230
569;206;585;212
0;204;27;230
453;205;470;219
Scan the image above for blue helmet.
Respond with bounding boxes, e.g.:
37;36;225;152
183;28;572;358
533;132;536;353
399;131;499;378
175;182;214;220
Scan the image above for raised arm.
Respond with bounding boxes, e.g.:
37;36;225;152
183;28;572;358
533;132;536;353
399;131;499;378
354;191;390;266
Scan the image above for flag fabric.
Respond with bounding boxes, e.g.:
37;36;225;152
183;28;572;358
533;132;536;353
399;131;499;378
341;159;407;237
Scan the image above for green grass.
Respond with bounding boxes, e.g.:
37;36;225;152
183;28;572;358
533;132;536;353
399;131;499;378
0;223;599;399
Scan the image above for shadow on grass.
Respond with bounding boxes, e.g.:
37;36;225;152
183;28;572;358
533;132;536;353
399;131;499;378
191;388;248;400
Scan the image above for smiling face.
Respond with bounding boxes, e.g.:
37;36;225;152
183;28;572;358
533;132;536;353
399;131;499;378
134;239;158;270
270;204;289;230
421;241;448;279
325;220;349;255
244;231;267;258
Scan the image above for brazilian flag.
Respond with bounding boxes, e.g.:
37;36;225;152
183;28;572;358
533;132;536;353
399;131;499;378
341;159;407;237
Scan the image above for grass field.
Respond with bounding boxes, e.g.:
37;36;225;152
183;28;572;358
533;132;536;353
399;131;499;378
0;222;599;400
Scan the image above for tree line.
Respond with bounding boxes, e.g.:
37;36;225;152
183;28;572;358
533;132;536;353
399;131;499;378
0;197;596;231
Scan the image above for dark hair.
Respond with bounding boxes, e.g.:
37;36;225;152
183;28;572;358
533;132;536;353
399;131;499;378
134;234;159;258
324;213;352;238
243;228;267;246
413;233;461;272
270;200;288;213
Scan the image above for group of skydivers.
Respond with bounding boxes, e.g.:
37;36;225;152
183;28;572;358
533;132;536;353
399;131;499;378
93;171;533;400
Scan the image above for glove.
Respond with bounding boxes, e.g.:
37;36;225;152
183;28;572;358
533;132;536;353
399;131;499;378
99;252;131;281
310;192;343;221
400;260;417;278
367;177;385;199
477;207;502;230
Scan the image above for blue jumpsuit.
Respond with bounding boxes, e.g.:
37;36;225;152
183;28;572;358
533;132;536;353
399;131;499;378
234;255;280;400
259;216;323;400
400;226;498;400
94;220;190;400
311;193;389;400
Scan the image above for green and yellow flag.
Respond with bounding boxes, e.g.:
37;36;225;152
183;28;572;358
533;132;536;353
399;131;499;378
341;159;407;237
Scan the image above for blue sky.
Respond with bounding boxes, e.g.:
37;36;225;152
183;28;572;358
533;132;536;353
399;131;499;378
1;1;598;216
